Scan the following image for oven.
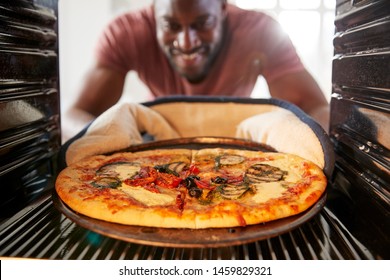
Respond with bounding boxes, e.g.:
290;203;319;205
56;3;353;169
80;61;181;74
0;0;388;260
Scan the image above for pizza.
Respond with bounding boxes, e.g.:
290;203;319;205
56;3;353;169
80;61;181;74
55;148;327;229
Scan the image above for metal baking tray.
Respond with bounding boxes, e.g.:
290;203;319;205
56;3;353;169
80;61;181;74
53;137;327;248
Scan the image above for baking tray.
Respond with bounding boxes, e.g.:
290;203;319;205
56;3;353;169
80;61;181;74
53;137;327;248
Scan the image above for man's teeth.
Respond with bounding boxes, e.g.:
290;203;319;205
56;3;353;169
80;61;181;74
182;53;198;60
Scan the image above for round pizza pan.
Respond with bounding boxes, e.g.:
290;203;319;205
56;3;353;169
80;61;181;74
53;137;328;248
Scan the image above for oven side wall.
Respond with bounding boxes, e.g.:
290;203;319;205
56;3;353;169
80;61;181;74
329;0;390;256
0;0;61;218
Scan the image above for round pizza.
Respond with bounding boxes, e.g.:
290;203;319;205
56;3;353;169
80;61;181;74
55;148;327;229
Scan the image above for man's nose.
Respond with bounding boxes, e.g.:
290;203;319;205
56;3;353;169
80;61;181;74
176;27;200;52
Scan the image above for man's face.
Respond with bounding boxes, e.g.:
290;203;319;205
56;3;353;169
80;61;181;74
154;0;227;83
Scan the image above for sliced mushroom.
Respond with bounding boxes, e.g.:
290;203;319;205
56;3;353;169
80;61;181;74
245;164;286;183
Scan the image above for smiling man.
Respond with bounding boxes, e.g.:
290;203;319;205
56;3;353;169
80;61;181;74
63;0;329;141
155;0;226;83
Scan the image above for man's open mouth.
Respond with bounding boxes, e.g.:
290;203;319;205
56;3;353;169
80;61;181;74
172;47;207;69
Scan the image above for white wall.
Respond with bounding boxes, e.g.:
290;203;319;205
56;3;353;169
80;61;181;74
59;0;111;112
59;0;152;116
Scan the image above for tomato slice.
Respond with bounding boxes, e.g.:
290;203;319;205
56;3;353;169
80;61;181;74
124;166;186;190
185;164;200;177
176;193;185;211
194;179;214;190
124;167;157;186
155;172;183;189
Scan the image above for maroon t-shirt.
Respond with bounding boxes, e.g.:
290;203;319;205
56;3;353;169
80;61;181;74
95;4;304;98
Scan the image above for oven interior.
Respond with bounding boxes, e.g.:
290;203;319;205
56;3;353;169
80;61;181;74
0;0;389;260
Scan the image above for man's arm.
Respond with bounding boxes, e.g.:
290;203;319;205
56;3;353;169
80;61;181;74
62;64;127;142
268;70;330;132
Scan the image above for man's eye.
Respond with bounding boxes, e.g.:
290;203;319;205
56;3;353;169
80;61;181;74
162;21;181;32
193;17;216;30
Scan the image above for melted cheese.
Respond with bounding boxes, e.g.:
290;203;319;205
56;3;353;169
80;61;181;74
114;165;140;181
251;182;286;204
263;159;301;183
120;185;175;206
248;158;304;204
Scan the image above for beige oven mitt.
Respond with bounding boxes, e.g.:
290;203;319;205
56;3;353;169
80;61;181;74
235;109;324;169
66;103;179;165
149;101;325;169
66;100;326;172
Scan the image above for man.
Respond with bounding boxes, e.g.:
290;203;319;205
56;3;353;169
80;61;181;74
63;0;329;141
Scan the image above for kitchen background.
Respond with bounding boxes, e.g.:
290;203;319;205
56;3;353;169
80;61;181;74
59;0;336;119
